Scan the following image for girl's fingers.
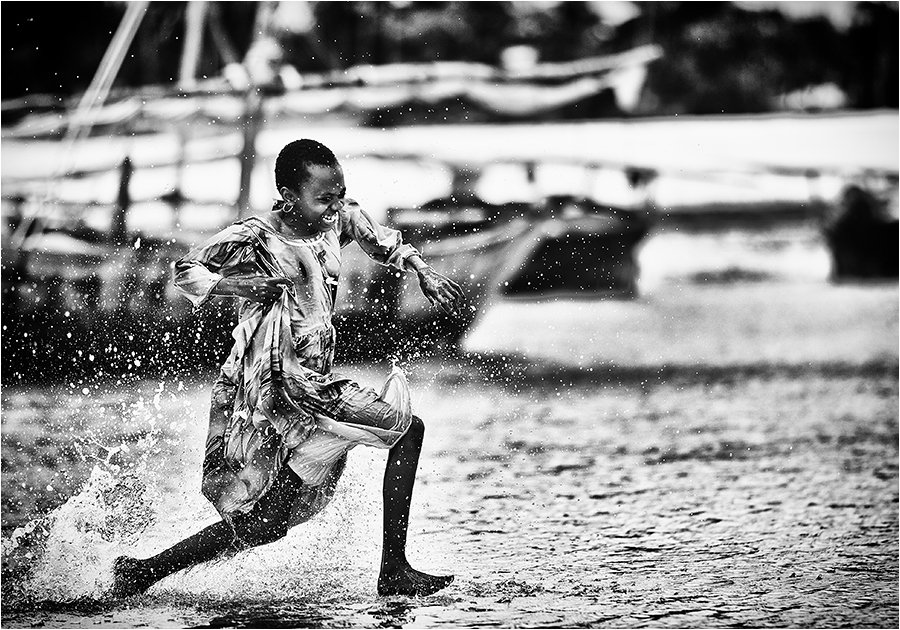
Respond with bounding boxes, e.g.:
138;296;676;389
444;279;463;299
443;286;462;303
438;293;458;313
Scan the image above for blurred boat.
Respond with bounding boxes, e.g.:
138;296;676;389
335;192;648;352
4;109;898;376
0;198;228;381
1;13;664;376
822;183;899;280
0;180;649;371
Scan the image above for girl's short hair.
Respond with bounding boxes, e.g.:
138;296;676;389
275;139;338;191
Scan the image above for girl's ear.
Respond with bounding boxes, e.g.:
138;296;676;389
280;186;299;202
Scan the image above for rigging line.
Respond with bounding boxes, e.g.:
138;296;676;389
60;0;150;176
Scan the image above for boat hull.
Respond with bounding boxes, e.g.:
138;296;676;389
2;197;648;377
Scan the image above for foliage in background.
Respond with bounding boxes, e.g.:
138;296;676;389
612;1;898;114
1;1;897;116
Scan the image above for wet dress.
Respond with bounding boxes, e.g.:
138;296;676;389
173;201;418;527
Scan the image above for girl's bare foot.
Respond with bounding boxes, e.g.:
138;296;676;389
110;556;156;598
378;565;454;597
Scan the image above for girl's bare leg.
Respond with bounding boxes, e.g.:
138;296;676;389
111;465;303;598
377;415;454;596
113;417;453;598
112;520;234;597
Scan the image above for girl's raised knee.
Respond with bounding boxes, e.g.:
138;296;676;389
409;415;425;438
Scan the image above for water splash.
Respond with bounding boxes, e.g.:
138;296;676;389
3;445;390;610
2;462;156;604
2;382;174;606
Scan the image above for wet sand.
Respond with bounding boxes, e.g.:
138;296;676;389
2;279;898;628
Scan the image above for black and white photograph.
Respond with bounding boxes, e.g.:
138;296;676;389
1;1;897;627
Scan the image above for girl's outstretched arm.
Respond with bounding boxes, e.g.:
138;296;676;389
404;254;464;315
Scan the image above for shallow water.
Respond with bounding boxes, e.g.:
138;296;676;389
2;278;898;628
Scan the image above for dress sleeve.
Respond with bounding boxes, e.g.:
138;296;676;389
173;223;257;308
339;200;419;270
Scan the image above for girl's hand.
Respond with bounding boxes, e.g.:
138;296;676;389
417;267;464;315
216;277;292;305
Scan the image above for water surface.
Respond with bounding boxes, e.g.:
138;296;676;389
2;279;897;628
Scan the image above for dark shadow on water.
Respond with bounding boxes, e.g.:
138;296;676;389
2;596;425;629
0;596;112;626
363;599;417;628
189;597;417;629
191;602;332;629
0;599;331;630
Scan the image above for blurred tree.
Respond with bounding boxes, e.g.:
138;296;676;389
505;1;603;62
1;1;896;116
312;1;516;67
845;1;899;109
612;0;897;115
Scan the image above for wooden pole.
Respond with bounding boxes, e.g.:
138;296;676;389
112;157;133;246
236;89;264;219
207;1;240;66
235;1;277;219
169;128;188;227
179;1;208;90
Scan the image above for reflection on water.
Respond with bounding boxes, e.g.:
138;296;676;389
2;278;897;628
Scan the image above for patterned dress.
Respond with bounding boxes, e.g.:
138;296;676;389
174;201;419;526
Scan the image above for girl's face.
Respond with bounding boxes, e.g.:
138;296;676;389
280;164;346;236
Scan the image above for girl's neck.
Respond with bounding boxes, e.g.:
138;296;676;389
269;210;317;239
